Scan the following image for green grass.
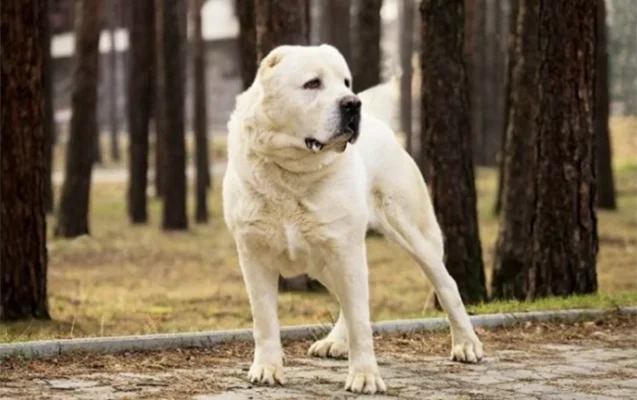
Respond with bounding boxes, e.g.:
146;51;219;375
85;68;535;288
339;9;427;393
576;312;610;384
2;117;635;344
465;292;637;316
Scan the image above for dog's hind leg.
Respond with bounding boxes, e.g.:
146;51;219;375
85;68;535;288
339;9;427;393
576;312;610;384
374;192;484;363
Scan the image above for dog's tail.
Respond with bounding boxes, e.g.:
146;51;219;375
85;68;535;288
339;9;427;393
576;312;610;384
356;76;400;132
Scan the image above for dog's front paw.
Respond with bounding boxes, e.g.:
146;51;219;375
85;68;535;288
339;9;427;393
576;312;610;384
308;338;348;359
450;332;484;363
247;362;285;386
345;367;386;394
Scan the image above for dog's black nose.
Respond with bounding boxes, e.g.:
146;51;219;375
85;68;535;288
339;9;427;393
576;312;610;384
339;95;362;114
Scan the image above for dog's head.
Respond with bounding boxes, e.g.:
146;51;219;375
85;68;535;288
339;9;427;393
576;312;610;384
255;45;361;154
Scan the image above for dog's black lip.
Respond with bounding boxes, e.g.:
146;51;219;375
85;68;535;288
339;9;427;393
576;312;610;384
305;137;324;150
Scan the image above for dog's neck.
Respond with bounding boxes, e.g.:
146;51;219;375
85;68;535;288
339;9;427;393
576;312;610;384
242;107;344;174
228;85;347;195
229;122;346;200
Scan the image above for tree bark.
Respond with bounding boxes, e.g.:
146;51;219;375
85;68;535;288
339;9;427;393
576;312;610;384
192;0;210;223
491;0;539;300
353;0;383;92
485;0;505;167
153;0;166;199
0;0;50;321
468;0;486;166
595;0;616;210
419;0;487;306
326;0;352;64
236;0;257;90
43;0;56;214
256;0;309;62
399;0;414;155
127;0;155;223
159;0;188;230
494;0;519;215
55;0;101;238
107;1;121;162
527;0;598;299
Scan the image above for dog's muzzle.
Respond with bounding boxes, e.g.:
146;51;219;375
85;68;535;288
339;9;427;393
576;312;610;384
337;95;362;143
304;95;362;153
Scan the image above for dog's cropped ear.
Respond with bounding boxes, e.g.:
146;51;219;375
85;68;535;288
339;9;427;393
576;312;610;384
259;45;291;70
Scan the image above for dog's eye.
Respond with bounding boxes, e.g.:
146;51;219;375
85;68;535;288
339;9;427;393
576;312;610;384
344;79;351;88
303;78;321;90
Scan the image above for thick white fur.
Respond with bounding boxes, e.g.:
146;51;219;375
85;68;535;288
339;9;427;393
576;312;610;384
222;44;483;395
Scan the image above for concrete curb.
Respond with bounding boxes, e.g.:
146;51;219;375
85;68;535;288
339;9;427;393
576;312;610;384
1;306;635;360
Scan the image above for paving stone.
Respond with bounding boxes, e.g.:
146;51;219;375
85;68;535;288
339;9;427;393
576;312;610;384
46;379;100;390
497;382;562;395
193;393;252;400
542;394;621;400
603;388;637;398
4;337;637;399
617;378;637;388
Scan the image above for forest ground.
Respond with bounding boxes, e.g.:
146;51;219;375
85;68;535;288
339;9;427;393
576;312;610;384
1;117;635;343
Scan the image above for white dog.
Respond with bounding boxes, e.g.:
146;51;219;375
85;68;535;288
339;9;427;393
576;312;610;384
222;44;483;395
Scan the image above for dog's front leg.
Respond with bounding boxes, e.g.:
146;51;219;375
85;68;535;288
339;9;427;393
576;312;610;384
237;249;284;385
324;245;386;394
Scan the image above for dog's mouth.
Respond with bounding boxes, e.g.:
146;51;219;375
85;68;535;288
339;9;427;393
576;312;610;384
305;116;360;153
305;138;325;152
304;132;357;154
337;114;361;144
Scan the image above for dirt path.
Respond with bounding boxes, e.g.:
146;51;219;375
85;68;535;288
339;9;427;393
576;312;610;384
2;314;636;399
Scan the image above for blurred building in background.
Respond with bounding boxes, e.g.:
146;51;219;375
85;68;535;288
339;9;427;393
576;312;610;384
49;0;401;141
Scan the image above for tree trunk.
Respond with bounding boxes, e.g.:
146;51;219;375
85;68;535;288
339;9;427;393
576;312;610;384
326;0;352;64
399;0;414;155
468;0;486;166
494;0;519;216
117;0;129;137
527;0;598;299
55;0;101;238
0;0;50;321
43;0;56;214
108;1;121;162
353;0;383;92
154;117;165;198
483;0;505;167
256;0;324;292
595;0;616;210
419;0;487;306
127;0;155;224
192;0;210;223
159;0;188;230
491;0;539;300
236;0;257;90
256;0;309;62
153;0;166;199
93;129;103;165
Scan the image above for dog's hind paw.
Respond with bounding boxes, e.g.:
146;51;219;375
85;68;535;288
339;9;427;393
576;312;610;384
345;368;386;394
247;362;285;386
450;334;484;364
308;338;348;359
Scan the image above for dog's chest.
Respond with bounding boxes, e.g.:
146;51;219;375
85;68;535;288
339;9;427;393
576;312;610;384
240;192;331;255
270;197;323;249
281;220;308;262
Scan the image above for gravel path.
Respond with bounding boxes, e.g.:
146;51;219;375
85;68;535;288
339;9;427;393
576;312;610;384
2;315;636;399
